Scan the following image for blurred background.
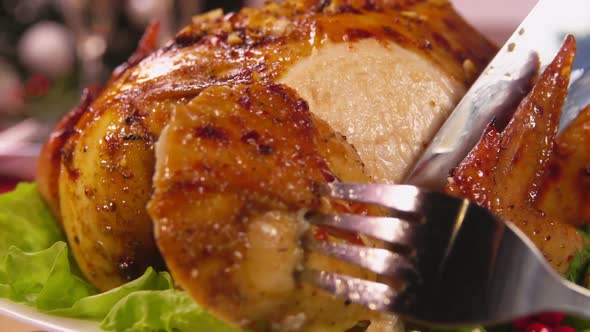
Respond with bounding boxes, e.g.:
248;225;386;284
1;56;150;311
0;0;537;184
0;0;538;122
0;0;266;128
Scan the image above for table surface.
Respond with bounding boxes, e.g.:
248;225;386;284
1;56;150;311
0;316;39;331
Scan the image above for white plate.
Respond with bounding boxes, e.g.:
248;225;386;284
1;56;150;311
0;299;102;332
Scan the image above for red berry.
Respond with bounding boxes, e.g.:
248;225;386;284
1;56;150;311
25;74;50;97
536;312;566;327
554;326;576;332
513;317;532;331
314;228;329;241
526;322;551;332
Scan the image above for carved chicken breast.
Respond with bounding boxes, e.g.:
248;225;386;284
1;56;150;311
36;0;496;330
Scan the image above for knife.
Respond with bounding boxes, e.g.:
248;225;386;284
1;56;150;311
404;0;590;189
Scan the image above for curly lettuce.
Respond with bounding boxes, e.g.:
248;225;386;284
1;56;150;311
0;183;241;332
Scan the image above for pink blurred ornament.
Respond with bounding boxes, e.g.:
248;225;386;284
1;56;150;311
18;21;75;78
0;59;24;114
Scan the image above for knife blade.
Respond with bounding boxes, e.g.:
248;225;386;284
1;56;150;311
404;0;590;189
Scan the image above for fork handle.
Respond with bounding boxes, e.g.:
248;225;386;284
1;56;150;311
548;280;590;319
508;248;590;320
470;222;590;325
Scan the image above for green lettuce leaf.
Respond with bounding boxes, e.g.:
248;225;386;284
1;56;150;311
554;228;590;331
563;315;590;330
564;248;590;284
101;289;241;332
564;227;590;285
48;266;172;318
0;183;63;254
0;242;95;308
0;183;242;332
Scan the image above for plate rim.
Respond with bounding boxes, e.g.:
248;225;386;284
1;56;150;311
0;298;102;332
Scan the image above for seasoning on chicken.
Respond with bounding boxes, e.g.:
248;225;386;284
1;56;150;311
148;82;391;331
535;104;590;226
446;36;585;273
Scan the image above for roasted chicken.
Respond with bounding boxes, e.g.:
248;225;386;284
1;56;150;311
36;0;497;330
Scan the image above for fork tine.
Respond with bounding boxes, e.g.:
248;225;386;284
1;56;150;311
304;212;416;246
320;183;422;214
299;268;397;311
304;236;416;277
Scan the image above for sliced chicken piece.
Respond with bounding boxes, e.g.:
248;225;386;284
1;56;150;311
148;82;392;331
447;36;584;273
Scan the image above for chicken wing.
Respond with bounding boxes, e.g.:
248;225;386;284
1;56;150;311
447;36;585;273
536;105;590;226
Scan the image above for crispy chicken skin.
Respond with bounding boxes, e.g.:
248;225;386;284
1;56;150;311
536;104;590;226
149;83;385;330
37;0;495;293
446;36;585;273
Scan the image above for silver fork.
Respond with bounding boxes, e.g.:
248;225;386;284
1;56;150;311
302;182;590;327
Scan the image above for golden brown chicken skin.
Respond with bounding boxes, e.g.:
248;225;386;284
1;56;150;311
37;0;495;296
148;82;386;331
536;104;590;226
446;36;585;273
